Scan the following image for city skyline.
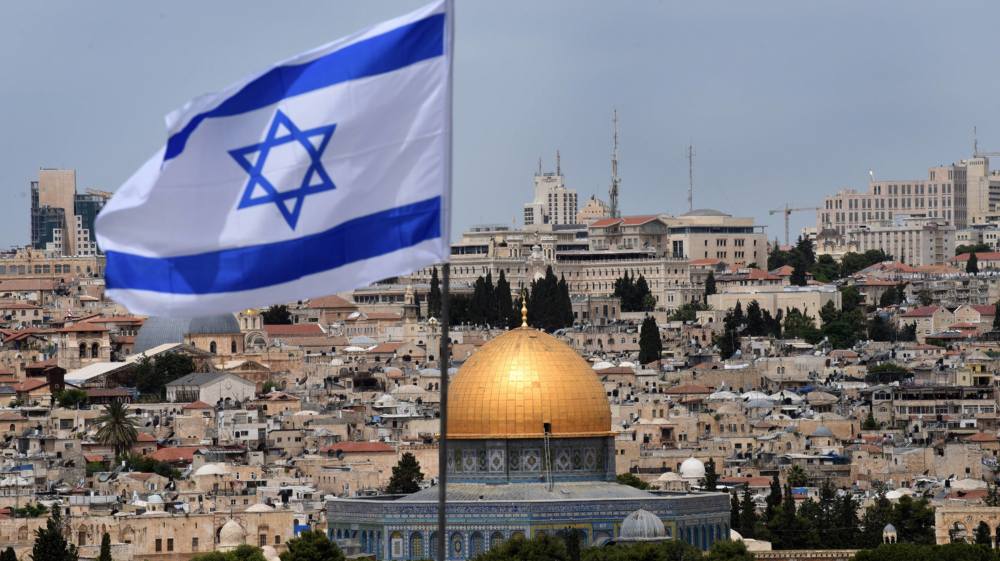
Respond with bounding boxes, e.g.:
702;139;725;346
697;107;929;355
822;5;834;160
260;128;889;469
4;1;1000;247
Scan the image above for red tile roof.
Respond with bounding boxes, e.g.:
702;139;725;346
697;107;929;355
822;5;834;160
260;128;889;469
902;306;943;318
13;379;48;392
688;258;722;266
182;400;213;410
966;432;999;443
148;446;201;463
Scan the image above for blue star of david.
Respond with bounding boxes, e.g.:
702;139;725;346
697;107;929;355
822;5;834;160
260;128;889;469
229;110;337;229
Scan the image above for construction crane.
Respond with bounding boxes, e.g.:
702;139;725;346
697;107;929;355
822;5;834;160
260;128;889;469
769;204;820;247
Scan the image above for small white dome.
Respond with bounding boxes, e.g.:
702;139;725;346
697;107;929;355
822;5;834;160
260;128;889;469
730;529;744;541
246;503;274;513
657;471;683;482
593;361;614;370
620;509;667;540
679;457;706;479
219;519;246;547
146;494;164;504
194;463;229;477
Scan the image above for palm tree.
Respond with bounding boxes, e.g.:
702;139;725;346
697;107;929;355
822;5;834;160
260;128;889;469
95;400;138;459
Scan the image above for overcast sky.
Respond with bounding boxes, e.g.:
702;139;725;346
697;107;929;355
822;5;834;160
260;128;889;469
3;1;1000;246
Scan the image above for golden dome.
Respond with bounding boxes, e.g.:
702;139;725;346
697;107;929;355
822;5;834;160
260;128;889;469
447;327;612;439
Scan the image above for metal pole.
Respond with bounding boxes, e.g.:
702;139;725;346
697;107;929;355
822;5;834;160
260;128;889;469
436;264;450;561
437;2;454;557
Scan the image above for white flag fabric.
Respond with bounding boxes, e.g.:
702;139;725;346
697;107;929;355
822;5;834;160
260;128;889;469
96;1;451;317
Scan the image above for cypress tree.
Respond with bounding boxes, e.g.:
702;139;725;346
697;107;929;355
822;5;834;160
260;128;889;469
967;252;979;275
638;316;662;365
704;270;717;299
1;547;17;561
495;270;514;329
765;473;782;521
739;487;756;538
97;533;112;561
701;459;719;491
558;274;573;327
731;492;741;530
32;509;77;561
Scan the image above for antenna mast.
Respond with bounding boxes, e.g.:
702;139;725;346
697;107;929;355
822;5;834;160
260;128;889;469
609;109;621;218
687;144;695;212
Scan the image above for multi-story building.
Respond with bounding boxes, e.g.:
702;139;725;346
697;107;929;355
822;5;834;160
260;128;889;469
577;195;610;224
821;217;956;266
523;162;578;227
818;160;982;233
29;169;109;256
408;208;766;312
0;248;103;279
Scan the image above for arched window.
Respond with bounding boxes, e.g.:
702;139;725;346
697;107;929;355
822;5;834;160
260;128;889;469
409;533;424;560
489;532;505;550
209;341;217;354
79;343;87;358
231;340;237;354
449;533;463;559
91;342;100;358
469;532;484;557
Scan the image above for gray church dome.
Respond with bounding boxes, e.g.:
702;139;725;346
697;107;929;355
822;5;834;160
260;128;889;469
620;509;667;540
134;314;240;354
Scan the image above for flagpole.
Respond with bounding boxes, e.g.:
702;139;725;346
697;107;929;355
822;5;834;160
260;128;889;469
437;2;454;560
436;264;450;561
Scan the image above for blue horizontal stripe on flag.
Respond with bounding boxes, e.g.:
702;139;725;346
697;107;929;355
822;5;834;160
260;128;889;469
164;12;445;162
104;197;441;294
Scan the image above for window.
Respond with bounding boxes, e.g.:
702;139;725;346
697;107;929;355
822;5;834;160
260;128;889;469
167;538;174;552
210;341;217;354
155;539;162;552
260;534;268;546
192;537;199;551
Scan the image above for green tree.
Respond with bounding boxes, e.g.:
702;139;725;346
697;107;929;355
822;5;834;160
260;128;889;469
56;388;88;408
385;452;424;494
1;547;17;561
782;308;821;343
495;270;515;328
790;260;808;286
123;454;181;479
993;301;1000;332
529;266;572;332
917;289;933;307
866;363;913;385
868;315;894;342
474;534;569;561
765;473;782;521
669;302;708;323
638;316;662;365
738;487;756;539
862;410;878;430
97;533;112;561
130;352;197;398
974;521;991;545
745;300;764;336
956;243;991;255
706;540;754;561
701;458;719;491
967;252;979;275
279;530;345;561
879;286;898;308
811;254;840;282
704;270;717;299
428;267;442;319
95;401;138;459
890;495;935;545
786;465;808;487
716;306;743;359
261;305;291;324
731;491;741;530
581;541;702;561
32;509;77;561
615;473;650;490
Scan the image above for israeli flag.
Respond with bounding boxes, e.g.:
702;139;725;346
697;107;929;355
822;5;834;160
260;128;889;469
96;1;451;317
